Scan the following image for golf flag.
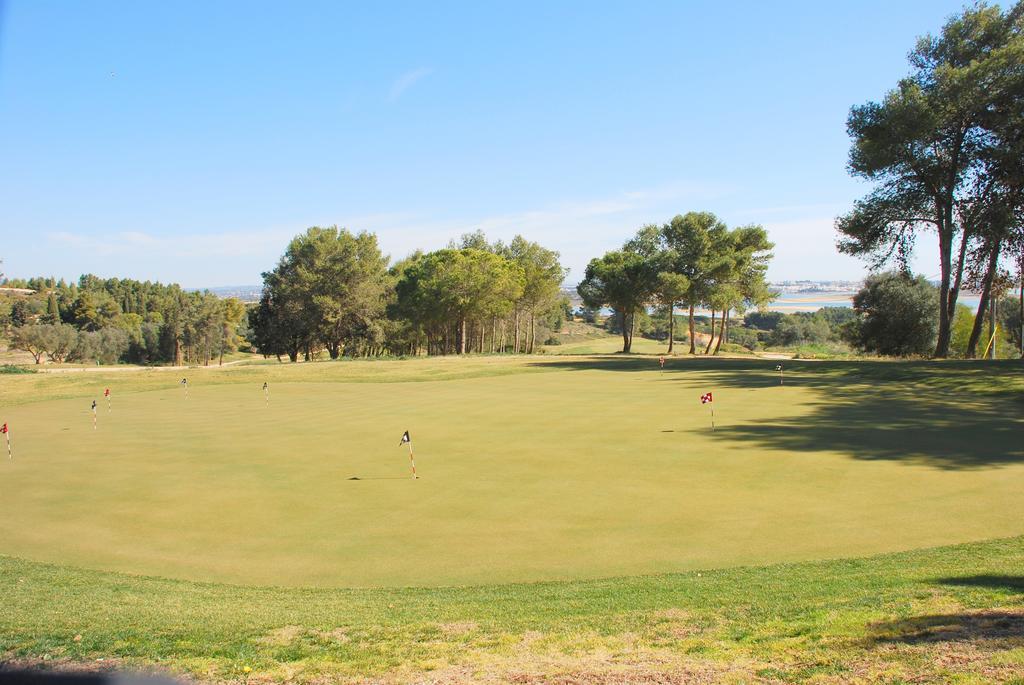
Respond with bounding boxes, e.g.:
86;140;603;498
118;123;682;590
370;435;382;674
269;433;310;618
1;423;10;460
104;387;111;412
181;377;189;399
775;365;782;370
91;400;98;430
398;431;416;479
700;392;715;431
659;355;665;369
776;364;784;385
262;381;269;404
1;423;7;433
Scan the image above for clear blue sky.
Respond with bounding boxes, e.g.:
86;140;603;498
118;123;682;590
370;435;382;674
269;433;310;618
0;1;969;287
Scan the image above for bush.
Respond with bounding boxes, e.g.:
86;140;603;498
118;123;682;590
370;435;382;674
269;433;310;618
0;364;36;374
844;272;938;357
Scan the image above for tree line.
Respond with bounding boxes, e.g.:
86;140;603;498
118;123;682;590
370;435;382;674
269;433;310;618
577;212;774;353
249;227;567;360
1;275;246;365
838;1;1024;358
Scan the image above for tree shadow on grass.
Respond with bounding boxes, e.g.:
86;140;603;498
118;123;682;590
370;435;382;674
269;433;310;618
867;610;1024;645
535;357;1024;469
936;575;1024;593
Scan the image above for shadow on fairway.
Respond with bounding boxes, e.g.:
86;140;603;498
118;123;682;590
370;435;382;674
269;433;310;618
867;610;1024;645
533;357;1024;470
347;476;410;481
936;575;1024;593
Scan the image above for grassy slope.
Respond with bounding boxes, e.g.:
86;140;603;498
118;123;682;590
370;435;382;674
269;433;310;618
0;358;1021;587
2;537;1023;683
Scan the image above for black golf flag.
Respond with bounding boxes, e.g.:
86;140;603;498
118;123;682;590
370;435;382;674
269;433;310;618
399;430;411;446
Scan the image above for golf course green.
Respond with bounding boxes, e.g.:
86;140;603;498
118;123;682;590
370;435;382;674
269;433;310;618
1;355;1021;588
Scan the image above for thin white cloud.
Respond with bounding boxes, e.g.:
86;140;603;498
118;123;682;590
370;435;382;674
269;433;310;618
50;179;830;286
46;228;296;260
388;67;433;101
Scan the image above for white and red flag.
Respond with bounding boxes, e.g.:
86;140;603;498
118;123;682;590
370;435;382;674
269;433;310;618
700;392;713;404
398;431;417;479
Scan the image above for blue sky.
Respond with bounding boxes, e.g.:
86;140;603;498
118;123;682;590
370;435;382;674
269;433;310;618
0;1;969;287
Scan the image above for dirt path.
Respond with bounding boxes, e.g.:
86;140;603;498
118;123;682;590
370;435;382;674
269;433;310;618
33;358;256;373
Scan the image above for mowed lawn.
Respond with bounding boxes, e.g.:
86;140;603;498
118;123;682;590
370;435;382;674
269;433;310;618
0;355;1022;588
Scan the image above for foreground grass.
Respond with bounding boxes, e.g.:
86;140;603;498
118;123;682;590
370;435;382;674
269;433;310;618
2;537;1024;683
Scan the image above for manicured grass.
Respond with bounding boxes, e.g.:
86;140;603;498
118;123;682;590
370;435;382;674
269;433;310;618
0;356;1022;587
1;354;1022;682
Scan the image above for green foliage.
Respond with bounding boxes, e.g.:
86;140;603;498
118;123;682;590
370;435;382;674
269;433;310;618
845;272;939;357
3;277;248;366
0;364;35;374
577;249;657;352
949;303;976;358
744;310;784;331
251;229;563;358
837;2;1024;357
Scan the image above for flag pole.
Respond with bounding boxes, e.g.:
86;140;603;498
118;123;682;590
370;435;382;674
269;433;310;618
408;440;417;480
92;403;97;431
264;383;269;406
710;405;715;432
3;426;11;460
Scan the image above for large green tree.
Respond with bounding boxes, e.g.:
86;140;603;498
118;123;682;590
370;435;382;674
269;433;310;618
837;2;1024;357
577;250;658;353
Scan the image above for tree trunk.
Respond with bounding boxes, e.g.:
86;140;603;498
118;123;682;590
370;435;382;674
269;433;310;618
459;318;466;354
667;303;674;353
934;207;954;358
714;309;728;355
989;292;997;360
967;241;1001;358
621;309;631;353
704;310;716;354
529;314;536;354
949;227;971;323
514;309;520;354
688;304;696;354
174;339;182;366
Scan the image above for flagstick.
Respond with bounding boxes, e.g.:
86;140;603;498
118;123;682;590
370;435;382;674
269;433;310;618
710;405;715;432
265;387;269;406
407;441;417;480
5;431;11;460
107;395;111;413
93;408;97;431
780;368;784;386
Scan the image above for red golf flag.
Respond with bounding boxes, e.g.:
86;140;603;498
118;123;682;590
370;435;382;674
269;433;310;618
0;423;7;434
700;392;713;404
104;388;110;397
